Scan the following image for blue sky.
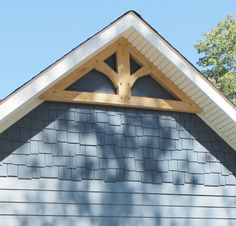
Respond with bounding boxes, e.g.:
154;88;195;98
0;0;236;99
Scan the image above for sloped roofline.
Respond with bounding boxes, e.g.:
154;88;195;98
0;11;236;150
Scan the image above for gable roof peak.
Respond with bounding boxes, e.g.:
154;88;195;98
0;12;236;151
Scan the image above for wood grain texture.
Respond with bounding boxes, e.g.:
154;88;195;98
40;38;202;113
40;91;201;113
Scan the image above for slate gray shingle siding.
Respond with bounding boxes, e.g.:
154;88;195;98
0;102;235;187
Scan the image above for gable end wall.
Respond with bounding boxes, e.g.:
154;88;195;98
0;102;235;226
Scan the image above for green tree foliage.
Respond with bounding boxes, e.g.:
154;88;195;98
195;15;236;104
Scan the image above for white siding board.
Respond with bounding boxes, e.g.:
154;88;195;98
178;80;191;89
123;28;135;39
149;52;162;63
140;43;153;55
213;115;230;127
136;39;149;52
132;36;144;48
220;123;236;134
127;31;140;43
202;107;219;118
207;110;225;122
222;122;235;133
196;98;212;109
153;56;168;69
225;127;236;137
230;136;236;143
201;105;218;116
169;71;183;81
158;61;171;71
144;46;157;59
227;133;236;141
222;123;236;133
190;90;206;101
162;66;177;77
161;64;174;74
153;54;166;64
174;77;186;87
186;86;200;97
181;83;196;94
195;96;210;108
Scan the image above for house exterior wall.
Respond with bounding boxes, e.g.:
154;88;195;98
0;102;236;226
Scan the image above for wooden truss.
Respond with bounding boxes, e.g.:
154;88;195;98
40;38;201;113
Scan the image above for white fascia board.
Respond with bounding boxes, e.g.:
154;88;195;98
0;99;43;133
128;13;236;123
0;14;135;133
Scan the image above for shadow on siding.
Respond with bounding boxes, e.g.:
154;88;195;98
0;102;235;226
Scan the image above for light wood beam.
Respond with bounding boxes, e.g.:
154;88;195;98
117;39;131;98
40;91;201;113
130;66;151;87
95;61;119;88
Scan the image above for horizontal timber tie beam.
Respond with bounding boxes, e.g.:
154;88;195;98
40;91;202;113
